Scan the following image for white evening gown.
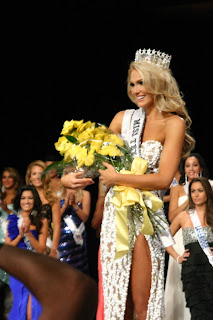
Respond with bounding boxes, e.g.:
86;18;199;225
100;108;175;320
164;195;191;320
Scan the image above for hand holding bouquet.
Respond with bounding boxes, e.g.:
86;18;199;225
44;119;132;178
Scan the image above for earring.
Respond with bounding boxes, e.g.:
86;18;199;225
157;106;162;113
200;171;202;177
185;174;188;184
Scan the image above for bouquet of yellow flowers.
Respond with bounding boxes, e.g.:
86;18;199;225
43;119;167;259
44;119;132;178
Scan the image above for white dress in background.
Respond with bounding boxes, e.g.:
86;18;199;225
165;194;191;320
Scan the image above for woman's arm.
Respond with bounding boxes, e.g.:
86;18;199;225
61;172;94;190
5;229;23;247
60;193;70;216
73;190;91;223
99;116;186;190
26;219;48;253
49;200;61;258
0;244;97;320
166;246;190;264
169;185;189;222
91;180;106;230
166;211;190;263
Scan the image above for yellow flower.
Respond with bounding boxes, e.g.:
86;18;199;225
90;140;103;152
84;153;95;166
64;145;82;162
76;148;88;167
77;120;95;133
61;120;84;135
93;132;106;141
104;134;124;147
55;136;71;155
94;125;108;134
77;128;95;144
99;145;123;157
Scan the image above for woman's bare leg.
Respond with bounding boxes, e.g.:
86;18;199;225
130;234;151;320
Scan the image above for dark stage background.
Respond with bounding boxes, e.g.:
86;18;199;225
2;0;213;282
2;1;213;178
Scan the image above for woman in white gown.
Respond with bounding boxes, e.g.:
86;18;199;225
97;50;195;320
165;153;212;320
61;49;195;320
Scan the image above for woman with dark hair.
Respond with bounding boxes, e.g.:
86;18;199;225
0;167;23;318
178;153;210;186
165;153;212;319
170;177;213;319
5;185;48;320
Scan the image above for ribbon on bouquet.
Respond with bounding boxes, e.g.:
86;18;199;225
111;157;163;260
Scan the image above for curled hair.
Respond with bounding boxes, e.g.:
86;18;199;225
127;61;195;157
188;177;213;231
179;153;209;185
13;185;43;232
25;160;57;206
25;160;46;185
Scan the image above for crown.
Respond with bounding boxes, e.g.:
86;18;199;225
135;48;172;69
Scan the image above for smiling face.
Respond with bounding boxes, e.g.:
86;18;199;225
30;165;43;188
185;156;202;182
190;181;207;207
2;170;15;190
129;69;155;109
20;190;35;213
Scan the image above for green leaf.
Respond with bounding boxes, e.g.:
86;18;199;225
41;159;67;179
65;135;78;144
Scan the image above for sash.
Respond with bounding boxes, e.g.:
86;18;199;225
64;215;85;246
189;209;213;267
121;108;145;158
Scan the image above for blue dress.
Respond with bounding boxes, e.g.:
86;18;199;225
58;201;89;274
7;214;42;320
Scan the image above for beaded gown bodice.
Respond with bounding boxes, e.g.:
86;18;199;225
141;140;163;174
183;226;213;246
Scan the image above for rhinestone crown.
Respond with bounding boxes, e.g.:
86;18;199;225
135;48;172;69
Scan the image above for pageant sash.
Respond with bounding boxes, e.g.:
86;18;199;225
121;108;145;158
129;108;145;158
189;209;213;267
64;215;85;246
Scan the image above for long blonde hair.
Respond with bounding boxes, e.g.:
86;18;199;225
25;160;57;206
127;61;195;157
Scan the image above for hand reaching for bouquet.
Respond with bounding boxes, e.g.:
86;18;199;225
61;171;94;190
